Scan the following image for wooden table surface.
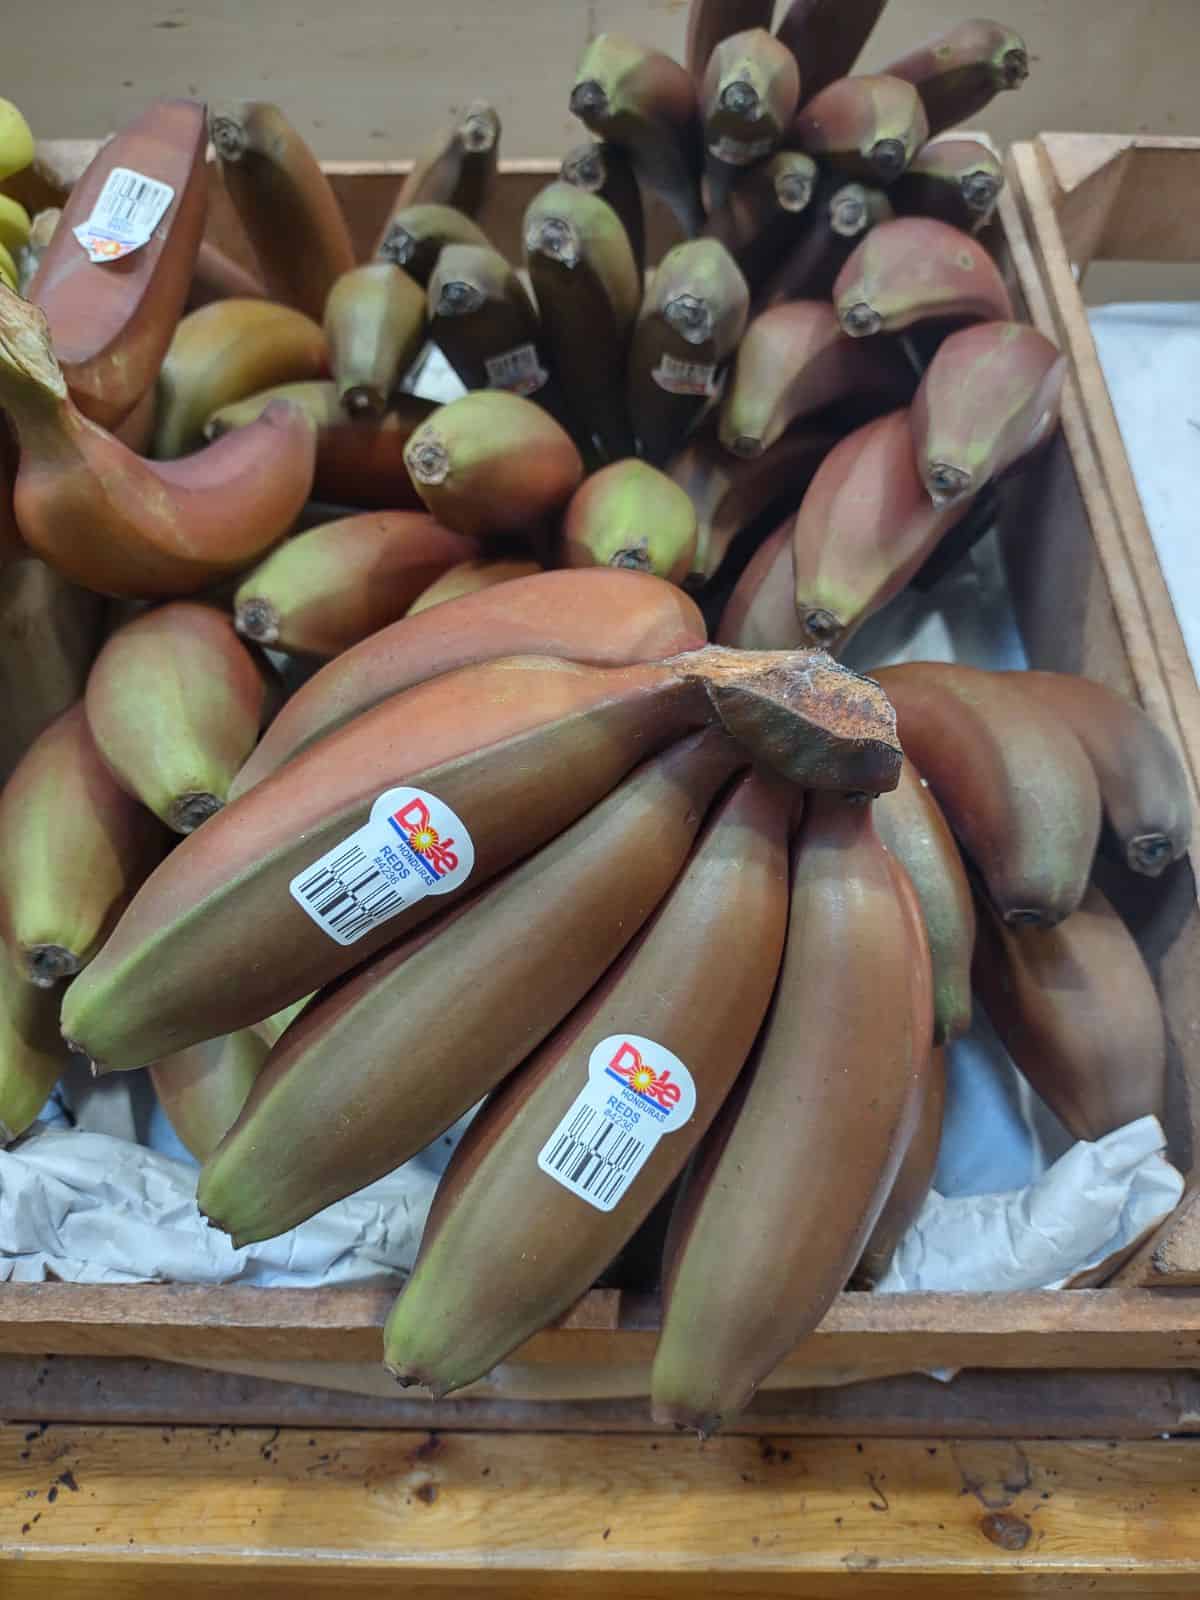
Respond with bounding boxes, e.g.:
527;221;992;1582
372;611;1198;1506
1;1358;1198;1595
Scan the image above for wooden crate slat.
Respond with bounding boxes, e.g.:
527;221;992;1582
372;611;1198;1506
4;1422;1200;1595
4;1285;1200;1372
4;1355;1199;1437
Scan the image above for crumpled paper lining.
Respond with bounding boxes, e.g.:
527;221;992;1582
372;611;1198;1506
877;1115;1183;1294
0;1125;439;1287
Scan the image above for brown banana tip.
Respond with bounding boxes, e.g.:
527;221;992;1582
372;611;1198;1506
209;114;248;162
569;80;609;121
609;542;653;572
562;146;605;190
1003;908;1060;929
1128;833;1176;876
840;302;882;338
436;280;485;317
649;1399;718;1437
830;190;870;238
342;385;385;421
1002;48;1030;87
664;293;714;346
962;171;1003;212
869;138;908;181
719;79;761;119
775;172;815;212
235;598;281;646
169;792;225;835
925;463;973;506
800;609;845;650
404;433;450;486
525;214;581;268
378;223;416;267
26;945;79;987
460;104;500;153
729;434;764;460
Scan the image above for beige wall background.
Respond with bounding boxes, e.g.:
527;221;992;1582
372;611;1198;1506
5;1;1197;295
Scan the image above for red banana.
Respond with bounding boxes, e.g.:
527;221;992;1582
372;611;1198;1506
835;216;1014;337
29;98;208;430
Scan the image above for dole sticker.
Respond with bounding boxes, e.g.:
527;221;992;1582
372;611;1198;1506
73;167;176;263
289;785;475;946
537;1034;696;1212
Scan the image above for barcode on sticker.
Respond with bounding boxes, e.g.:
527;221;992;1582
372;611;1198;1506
708;134;775;166
538;1034;697;1212
484;343;549;396
292;842;407;944
73;167;175;263
289;786;475;946
652;353;720;398
539;1104;649;1211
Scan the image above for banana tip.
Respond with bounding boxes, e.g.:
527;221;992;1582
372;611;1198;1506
378;223;415;267
718;80;761;120
1002;48;1030;87
925;463;973;506
169;792;224;835
569;80;609;123
26;944;79;987
1003;907;1062;929
869;138;908;181
525;214;581;269
341;384;385;421
775;172;815;212
235;598;281;646
459;103;500;153
209;113;248;163
384;1361;446;1396
799;609;845;651
649;1398;719;1438
1127;833;1176;877
664;293;713;346
405;433;450;486
962;171;1002;212
840;301;882;338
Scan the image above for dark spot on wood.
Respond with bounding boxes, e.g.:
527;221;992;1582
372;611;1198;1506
46;1487;57;1505
780;1449;792;1463
927;1446;938;1455
57;1472;78;1494
981;1512;1032;1550
20;1525;28;1535
602;1528;611;1540
759;1440;777;1463
481;1467;490;1476
415;1481;438;1505
866;1472;889;1512
855;1442;863;1454
19;1452;29;1462
154;17;187;26
751;1536;760;1546
413;1432;441;1461
260;1427;281;1461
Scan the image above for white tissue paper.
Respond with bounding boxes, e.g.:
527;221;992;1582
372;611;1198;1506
0;1125;439;1286
878;1115;1183;1294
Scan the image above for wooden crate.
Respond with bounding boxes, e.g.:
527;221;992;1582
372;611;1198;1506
2;146;1199;1387
1006;134;1200;807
